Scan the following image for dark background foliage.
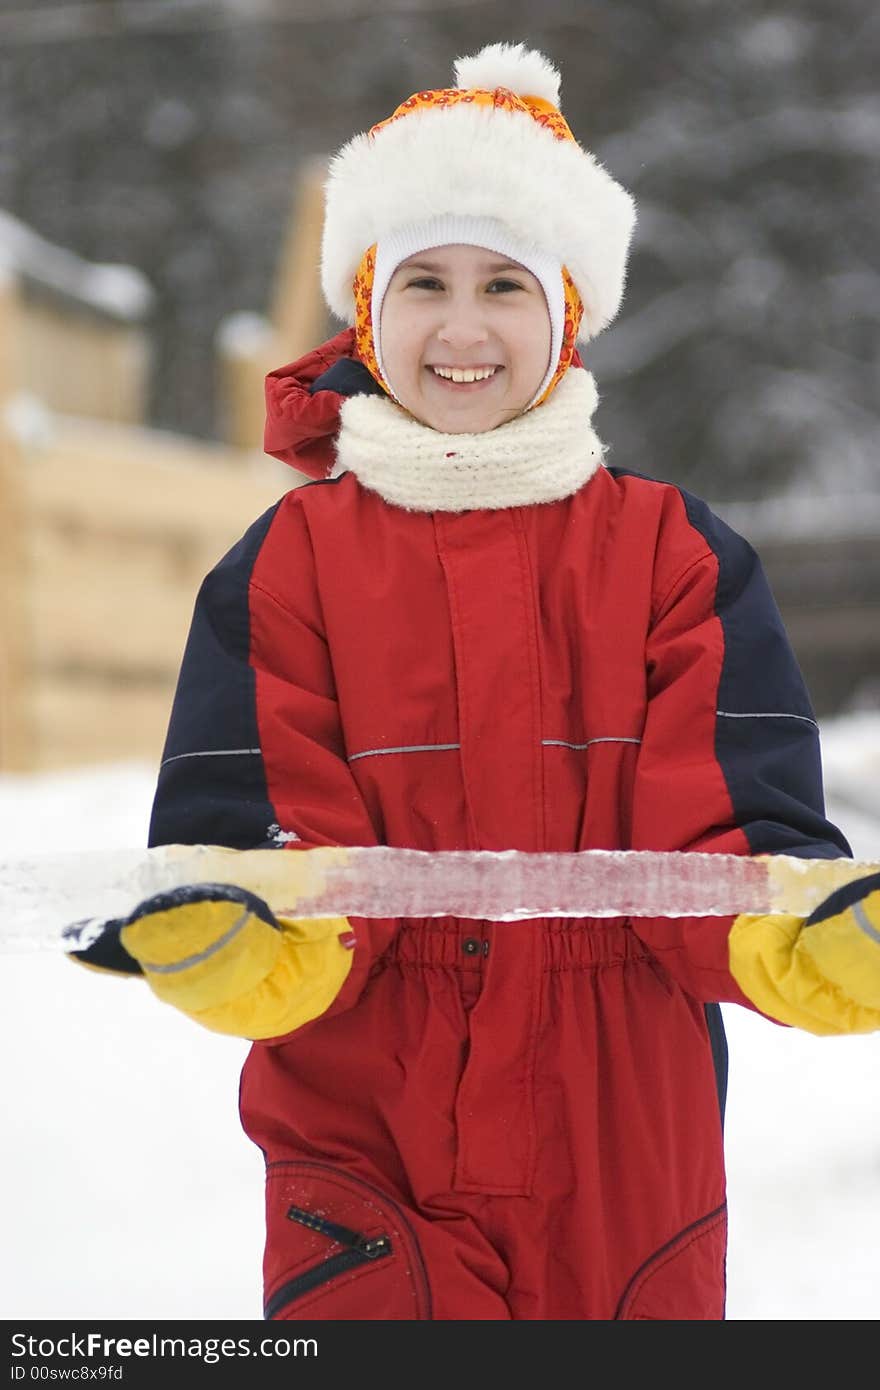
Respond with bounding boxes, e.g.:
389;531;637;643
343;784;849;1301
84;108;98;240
1;0;877;505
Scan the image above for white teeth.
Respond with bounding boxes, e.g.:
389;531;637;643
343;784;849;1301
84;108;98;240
431;366;497;383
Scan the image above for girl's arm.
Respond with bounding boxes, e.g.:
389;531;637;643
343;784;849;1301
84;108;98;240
625;489;871;1033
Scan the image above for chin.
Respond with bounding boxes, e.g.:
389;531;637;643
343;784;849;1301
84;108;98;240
437;418;493;435
434;406;501;433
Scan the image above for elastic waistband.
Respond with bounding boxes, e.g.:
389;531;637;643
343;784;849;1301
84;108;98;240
382;918;646;970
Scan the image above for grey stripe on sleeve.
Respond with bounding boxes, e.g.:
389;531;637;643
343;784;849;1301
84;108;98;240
716;711;819;731
160;747;262;768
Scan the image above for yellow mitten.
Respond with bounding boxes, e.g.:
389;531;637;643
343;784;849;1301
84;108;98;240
64;883;355;1040
729;872;880;1035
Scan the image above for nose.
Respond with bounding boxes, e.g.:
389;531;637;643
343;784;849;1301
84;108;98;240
436;303;490;352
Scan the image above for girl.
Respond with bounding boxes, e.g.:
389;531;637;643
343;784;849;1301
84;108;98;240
73;42;880;1321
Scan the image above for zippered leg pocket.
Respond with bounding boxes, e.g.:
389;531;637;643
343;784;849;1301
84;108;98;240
263;1161;432;1320
614;1204;727;1320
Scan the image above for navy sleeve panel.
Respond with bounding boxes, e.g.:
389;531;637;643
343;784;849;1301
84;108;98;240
148;502;284;851
676;485;851;861
608;466;851;862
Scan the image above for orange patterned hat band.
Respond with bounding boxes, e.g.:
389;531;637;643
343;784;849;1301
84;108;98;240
370;86;577;144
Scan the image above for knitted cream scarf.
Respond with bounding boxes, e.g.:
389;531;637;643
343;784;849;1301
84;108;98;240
332;367;604;512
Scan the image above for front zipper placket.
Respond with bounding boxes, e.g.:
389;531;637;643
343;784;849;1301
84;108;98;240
263;1207;393;1318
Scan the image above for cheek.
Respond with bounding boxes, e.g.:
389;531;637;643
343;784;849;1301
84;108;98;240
534;309;553;366
511;308;553;388
380;346;414;408
379;306;418;374
378;307;430;407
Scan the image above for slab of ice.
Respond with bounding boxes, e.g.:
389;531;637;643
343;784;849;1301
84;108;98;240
2;844;877;954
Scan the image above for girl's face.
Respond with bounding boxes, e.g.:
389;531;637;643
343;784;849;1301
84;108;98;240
379;244;552;434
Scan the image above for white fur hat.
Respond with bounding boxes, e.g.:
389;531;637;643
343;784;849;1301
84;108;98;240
320;41;637;341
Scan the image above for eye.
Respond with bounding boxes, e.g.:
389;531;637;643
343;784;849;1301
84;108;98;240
486;278;525;294
406;276;444;291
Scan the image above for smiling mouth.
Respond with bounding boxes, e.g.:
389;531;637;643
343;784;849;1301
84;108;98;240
429;365;500;384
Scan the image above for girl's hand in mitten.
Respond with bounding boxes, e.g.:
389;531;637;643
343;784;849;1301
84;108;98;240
65;883;355;1040
729;872;880;1035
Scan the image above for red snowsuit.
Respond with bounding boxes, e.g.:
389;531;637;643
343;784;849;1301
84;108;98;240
149;329;848;1319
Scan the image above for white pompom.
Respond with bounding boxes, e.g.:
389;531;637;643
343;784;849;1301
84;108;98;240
453;42;562;106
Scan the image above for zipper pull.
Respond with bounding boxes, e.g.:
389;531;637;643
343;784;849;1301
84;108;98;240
353;1234;391;1260
287;1205;392;1260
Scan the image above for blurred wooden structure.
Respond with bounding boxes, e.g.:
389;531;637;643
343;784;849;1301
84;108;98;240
218;155;332;452
0;209;293;772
